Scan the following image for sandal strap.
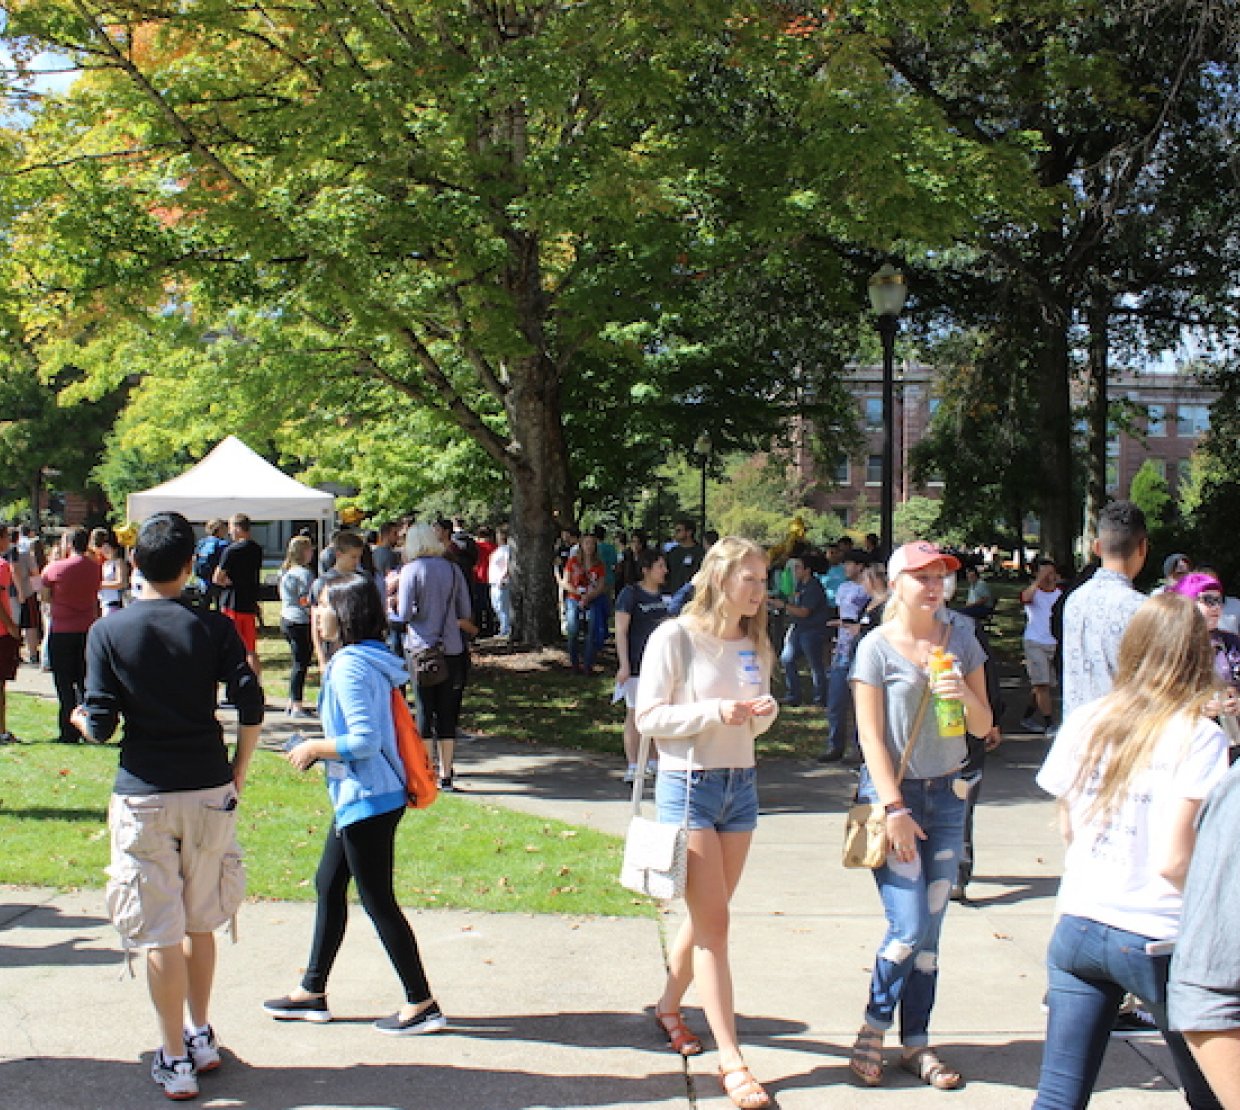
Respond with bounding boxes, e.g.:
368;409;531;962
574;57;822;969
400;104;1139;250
720;1065;771;1109
654;1009;702;1054
905;1048;961;1088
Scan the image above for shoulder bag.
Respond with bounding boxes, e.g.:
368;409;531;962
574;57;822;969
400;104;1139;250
409;562;456;688
842;627;944;869
620;623;694;900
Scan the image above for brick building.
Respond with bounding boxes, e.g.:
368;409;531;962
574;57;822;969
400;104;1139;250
800;363;1216;525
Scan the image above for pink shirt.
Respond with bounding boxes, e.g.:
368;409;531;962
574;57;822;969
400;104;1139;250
43;554;102;633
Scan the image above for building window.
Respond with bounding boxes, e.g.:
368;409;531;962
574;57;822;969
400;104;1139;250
1147;404;1166;437
1178;457;1195;488
1177;404;1210;438
866;454;883;485
1150;458;1168;480
832;455;850;485
863;397;883;431
928;397;942;420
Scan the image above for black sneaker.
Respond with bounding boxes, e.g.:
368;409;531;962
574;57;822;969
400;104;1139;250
1111;1008;1159;1038
374;1001;447;1036
151;1049;198;1100
262;994;332;1022
184;1024;220;1072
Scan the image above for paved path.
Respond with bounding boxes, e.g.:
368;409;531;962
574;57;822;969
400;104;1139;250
0;663;1186;1108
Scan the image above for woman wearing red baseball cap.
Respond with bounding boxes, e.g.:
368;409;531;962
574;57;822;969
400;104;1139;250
848;541;993;1090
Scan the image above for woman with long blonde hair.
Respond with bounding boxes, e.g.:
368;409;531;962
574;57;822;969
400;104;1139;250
1034;592;1229;1108
849;541;992;1090
635;536;778;1109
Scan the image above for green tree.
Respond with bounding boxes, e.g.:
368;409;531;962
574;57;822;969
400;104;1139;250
880;0;1240;563
1129;459;1174;541
2;1;1033;641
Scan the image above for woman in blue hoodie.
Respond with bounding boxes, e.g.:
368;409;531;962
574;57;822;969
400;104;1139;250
263;574;446;1035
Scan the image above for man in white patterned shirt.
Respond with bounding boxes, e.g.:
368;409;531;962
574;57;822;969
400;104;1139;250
1060;500;1149;721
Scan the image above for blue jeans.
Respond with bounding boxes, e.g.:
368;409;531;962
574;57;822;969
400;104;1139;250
490;583;512;638
1034;915;1221;1109
825;662;853;754
781;626;827;706
566;596;607;669
858;770;966;1045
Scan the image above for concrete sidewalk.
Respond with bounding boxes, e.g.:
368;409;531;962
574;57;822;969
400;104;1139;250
1;665;1185;1108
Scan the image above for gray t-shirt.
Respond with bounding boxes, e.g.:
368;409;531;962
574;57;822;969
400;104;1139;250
1169;760;1240;1031
850;619;986;780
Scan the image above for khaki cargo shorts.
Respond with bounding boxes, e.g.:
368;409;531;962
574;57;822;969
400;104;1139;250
106;783;246;951
1024;639;1058;688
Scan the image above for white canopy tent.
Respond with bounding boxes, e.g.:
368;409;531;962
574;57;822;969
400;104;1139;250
126;436;335;542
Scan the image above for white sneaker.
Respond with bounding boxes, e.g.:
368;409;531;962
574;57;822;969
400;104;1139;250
151;1049;198;1100
184;1024;220;1072
623;763;637;784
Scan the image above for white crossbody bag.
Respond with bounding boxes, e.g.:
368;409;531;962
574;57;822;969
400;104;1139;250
619;624;694;901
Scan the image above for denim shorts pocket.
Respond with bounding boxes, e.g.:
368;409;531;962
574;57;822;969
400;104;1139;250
112;801;166;857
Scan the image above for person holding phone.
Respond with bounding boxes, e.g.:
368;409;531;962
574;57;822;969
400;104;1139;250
636;537;779;1109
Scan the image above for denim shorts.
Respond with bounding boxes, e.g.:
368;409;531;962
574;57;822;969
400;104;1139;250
655;767;759;833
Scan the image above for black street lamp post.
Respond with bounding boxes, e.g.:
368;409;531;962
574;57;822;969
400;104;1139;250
694;432;712;540
868;264;907;558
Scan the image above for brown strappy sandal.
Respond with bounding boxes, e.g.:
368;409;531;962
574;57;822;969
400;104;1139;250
901;1047;963;1090
653;1009;703;1056
719;1063;771;1109
849;1024;885;1086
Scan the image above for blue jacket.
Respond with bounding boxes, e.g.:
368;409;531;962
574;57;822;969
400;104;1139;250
317;641;409;828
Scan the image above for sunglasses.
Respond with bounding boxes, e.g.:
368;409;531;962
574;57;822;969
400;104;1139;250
1198;594;1225;607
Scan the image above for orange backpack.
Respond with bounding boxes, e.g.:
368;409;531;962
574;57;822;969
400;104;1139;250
389;688;438;809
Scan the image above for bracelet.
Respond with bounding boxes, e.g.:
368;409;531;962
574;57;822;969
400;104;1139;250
883;800;906;814
885;807;912;819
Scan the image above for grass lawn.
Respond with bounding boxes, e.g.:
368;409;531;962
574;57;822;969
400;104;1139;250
0;694;647;917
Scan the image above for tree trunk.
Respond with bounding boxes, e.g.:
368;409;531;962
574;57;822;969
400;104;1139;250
504;349;574;647
1081;289;1111;560
1032;287;1078;568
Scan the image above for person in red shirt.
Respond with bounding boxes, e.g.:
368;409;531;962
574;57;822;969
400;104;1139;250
473;526;498;636
563;533;608;674
42;526;103;744
0;526;24;743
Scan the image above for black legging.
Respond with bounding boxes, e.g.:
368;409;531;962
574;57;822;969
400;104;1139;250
412;651;468;740
301;807;432;1004
281;620;313;703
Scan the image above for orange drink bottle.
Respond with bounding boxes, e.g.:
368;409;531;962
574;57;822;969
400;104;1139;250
928;646;966;738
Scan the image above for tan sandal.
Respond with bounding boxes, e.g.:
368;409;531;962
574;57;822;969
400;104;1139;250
653;1008;703;1056
901;1047;962;1090
849;1024;884;1086
719;1064;771;1109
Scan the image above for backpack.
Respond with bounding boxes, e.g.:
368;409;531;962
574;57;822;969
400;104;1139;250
194;536;224;582
389;688;438;809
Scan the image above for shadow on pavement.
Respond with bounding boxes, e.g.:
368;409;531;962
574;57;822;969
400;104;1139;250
0;1054;687;1110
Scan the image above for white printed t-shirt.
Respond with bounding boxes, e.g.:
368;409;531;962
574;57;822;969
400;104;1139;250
1023;585;1061;646
1037;704;1228;940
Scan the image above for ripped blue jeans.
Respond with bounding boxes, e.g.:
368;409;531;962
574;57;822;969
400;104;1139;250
858;769;966;1046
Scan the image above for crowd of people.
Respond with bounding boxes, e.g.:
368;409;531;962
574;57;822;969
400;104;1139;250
5;501;1240;1108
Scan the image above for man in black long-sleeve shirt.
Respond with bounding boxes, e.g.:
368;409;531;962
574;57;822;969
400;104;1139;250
73;511;263;1101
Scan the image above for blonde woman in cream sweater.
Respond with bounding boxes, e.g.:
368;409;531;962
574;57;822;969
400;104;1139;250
636;536;779;1110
